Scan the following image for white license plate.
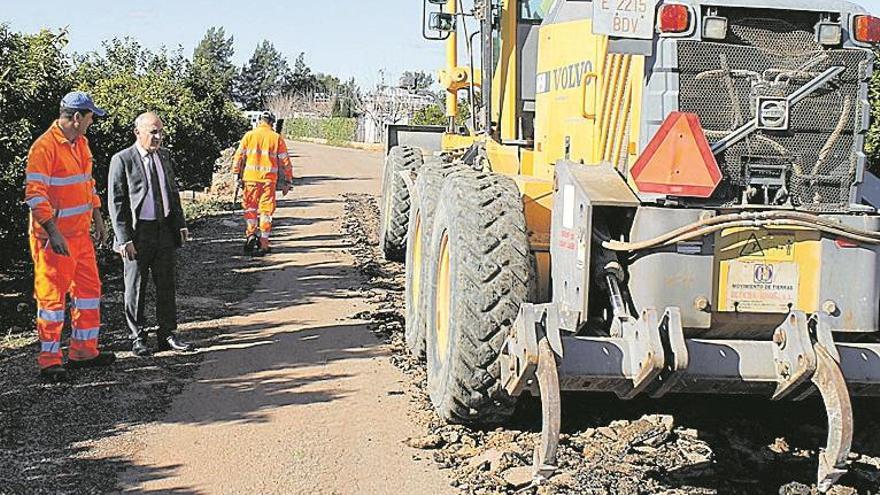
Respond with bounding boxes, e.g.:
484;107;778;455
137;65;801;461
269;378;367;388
592;0;656;39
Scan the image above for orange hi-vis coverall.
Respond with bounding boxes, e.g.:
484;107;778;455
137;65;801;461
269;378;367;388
232;122;293;248
25;122;102;369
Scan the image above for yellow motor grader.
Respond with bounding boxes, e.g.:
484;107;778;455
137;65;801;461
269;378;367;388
378;0;880;490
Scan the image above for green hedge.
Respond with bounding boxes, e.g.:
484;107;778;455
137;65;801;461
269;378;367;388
0;26;72;266
283;117;356;145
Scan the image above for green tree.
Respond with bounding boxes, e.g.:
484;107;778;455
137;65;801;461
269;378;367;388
234;40;289;110
75;38;246;190
412;93;475;127
0;26;248;269
190;27;236;100
412;104;446;126
187;27;248;162
316;73;341;95
0;25;72;266
332;77;360;118
283;52;320;96
399;70;434;92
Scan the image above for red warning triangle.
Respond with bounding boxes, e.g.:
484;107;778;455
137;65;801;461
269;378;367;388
631;112;722;198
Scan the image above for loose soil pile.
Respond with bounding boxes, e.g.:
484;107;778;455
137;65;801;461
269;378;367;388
209;146;238;198
342;193;880;495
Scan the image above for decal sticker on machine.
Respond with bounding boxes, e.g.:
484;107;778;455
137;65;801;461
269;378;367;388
536;72;550;94
725;261;798;313
536;61;593;95
739;233;765;257
563;184;575;229
676;241;702;255
592;0;656;39
558;229;577;251
732;232;795;261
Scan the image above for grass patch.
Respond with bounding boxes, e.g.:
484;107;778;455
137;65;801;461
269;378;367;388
1;329;35;351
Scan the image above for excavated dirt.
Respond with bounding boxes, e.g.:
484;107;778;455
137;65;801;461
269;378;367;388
342;193;880;495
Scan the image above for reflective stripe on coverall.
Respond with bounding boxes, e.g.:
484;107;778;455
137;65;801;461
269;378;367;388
242;182;277;241
233;122;293;248
25;122;102;368
30;235;101;368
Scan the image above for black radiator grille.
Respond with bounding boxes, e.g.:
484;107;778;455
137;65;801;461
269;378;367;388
677;16;870;211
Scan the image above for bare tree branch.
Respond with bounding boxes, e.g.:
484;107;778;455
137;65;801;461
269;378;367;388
267;91;337;118
352;71;434;143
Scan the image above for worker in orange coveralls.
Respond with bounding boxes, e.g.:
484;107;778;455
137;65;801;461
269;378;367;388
24;91;116;381
232;111;293;255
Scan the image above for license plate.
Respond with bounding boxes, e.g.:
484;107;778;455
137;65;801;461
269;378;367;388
592;0;656;39
725;261;799;313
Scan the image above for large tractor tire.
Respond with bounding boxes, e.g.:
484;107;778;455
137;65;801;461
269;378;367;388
379;146;423;261
424;170;533;424
404;160;467;359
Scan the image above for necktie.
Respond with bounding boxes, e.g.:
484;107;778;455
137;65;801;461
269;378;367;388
147;153;166;218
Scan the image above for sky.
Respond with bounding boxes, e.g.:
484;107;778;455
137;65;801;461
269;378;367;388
4;0;880;89
2;0;447;88
857;0;880;12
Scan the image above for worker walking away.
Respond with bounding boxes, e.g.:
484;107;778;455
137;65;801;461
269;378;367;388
24;91;116;382
232;111;293;256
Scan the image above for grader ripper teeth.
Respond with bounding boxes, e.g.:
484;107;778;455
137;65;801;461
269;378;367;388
502;304;878;491
399;0;880;491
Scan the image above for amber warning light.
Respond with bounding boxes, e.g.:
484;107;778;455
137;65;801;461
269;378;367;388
631;112;722;198
854;15;880;43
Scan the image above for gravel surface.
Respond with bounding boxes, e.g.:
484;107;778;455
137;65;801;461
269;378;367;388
0;210;262;495
342;193;880;495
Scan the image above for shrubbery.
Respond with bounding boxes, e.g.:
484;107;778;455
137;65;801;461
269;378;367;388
866;55;880;173
75;39;248;194
283;117;357;145
0;26;248;269
0;27;72;265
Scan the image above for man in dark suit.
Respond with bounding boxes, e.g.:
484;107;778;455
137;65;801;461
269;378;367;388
108;112;196;356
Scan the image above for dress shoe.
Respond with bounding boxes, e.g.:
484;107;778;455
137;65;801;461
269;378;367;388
39;365;68;382
132;339;152;357
157;335;196;352
67;351;116;369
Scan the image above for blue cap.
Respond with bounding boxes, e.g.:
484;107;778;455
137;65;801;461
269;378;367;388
60;91;107;117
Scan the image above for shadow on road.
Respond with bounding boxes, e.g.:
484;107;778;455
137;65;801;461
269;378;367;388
0;159;383;493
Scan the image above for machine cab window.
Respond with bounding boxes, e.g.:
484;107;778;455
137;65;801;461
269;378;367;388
521;0;555;20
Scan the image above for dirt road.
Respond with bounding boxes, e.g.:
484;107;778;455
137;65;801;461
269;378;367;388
107;142;451;494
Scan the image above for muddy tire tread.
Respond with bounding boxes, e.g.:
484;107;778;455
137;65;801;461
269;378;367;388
380;146;423;261
426;169;532;425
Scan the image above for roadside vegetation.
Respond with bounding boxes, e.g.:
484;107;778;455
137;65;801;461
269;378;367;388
0;23;339;339
283;117;358;145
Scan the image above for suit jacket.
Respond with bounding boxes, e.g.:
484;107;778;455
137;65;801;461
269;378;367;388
109;144;186;250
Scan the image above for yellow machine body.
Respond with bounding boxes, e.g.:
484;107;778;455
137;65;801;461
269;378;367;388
435;0;865;317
